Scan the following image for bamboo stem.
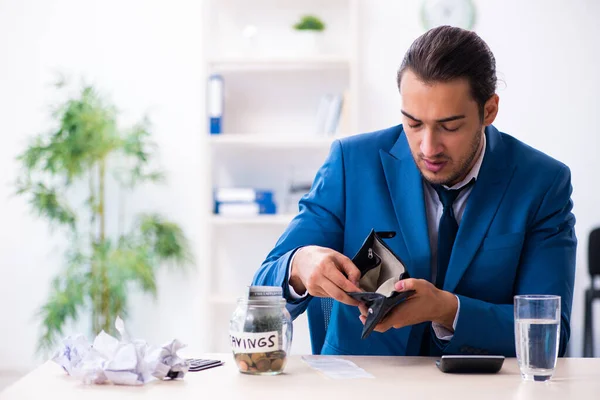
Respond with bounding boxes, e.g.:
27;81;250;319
118;185;124;239
89;167;99;335
99;158;110;333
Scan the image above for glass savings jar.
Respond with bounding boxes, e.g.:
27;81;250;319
229;286;293;375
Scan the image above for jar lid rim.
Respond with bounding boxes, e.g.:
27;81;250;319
237;297;287;305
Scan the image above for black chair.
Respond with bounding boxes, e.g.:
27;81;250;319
583;228;600;357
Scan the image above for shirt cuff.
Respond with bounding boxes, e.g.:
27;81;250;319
431;295;460;341
288;248;308;299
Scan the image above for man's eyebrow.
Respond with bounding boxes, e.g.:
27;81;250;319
436;115;466;123
401;110;466;124
401;110;421;122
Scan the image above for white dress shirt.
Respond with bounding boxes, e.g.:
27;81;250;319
288;133;487;342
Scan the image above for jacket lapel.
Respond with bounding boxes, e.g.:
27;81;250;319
380;130;431;281
443;126;516;292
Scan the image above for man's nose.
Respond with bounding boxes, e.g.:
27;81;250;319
420;128;443;158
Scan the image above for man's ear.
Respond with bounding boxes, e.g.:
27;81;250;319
483;94;499;126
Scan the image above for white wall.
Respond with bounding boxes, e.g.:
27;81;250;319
0;0;598;371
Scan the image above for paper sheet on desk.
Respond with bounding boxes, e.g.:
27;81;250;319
302;356;374;379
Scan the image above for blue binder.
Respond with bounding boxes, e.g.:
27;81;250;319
207;74;223;135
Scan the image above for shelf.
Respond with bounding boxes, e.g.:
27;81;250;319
211;214;295;226
208;55;351;72
209;134;338;149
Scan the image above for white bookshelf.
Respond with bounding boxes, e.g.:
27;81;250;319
209;134;337;148
211;214;295;226
201;0;360;355
208;55;351;72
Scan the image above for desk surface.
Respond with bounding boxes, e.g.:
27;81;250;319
2;355;600;400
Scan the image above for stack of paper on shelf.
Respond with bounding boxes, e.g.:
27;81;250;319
213;188;277;216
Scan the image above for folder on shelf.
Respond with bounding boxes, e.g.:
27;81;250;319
208;74;224;135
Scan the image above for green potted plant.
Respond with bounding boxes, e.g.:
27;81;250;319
15;79;193;352
293;15;326;31
292;14;326;55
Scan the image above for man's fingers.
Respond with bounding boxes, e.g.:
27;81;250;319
374;306;407;333
327;262;362;293
334;254;362;287
374;317;393;333
358;303;368;315
309;287;327;298
321;278;360;306
395;278;422;292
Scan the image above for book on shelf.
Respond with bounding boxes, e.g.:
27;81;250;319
336;89;351;136
314;91;348;137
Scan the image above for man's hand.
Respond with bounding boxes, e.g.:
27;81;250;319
290;246;362;306
358;278;458;332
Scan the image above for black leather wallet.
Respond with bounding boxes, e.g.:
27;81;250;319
346;229;415;339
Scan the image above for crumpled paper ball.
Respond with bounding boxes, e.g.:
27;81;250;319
52;317;190;385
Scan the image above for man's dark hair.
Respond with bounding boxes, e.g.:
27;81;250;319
397;25;497;120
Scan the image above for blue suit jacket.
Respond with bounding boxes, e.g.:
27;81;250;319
252;125;576;357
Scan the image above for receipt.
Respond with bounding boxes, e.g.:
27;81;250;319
302;356;375;379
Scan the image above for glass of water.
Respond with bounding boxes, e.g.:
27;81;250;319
514;295;561;382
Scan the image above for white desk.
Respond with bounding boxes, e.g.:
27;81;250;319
2;355;599;400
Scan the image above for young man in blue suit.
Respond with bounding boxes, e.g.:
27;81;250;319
252;26;576;357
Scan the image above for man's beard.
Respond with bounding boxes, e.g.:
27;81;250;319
419;127;483;187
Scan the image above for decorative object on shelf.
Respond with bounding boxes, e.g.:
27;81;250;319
420;0;476;30
229;286;292;375
241;24;259;54
292;14;326;55
15;79;193;351
207;74;224;135
293;15;326;31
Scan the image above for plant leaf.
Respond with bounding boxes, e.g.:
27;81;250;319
117;118;166;188
108;237;158;296
137;214;193;267
36;259;88;352
28;183;77;229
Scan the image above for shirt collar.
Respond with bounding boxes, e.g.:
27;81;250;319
445;132;486;191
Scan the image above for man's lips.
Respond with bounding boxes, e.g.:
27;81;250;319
423;159;447;173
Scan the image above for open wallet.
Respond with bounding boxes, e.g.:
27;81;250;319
346;229;415;339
